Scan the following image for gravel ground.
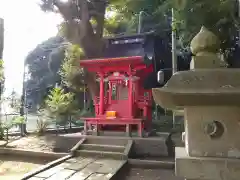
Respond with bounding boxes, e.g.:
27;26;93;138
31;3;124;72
120;168;183;180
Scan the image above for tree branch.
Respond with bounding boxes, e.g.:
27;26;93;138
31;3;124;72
53;0;74;21
95;14;105;38
78;0;92;37
90;1;107;38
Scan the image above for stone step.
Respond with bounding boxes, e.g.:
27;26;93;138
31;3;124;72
80;144;125;153
75;150;126;160
85;137;128;146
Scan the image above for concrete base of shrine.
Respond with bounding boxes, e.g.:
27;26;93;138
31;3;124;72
175;147;240;180
53;132;175;158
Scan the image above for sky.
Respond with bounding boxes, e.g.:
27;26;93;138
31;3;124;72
0;0;62;96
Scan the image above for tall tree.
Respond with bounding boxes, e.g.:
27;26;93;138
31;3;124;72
25;36;67;110
110;0;171;34
40;0;108;98
117;0;239;56
174;0;239;53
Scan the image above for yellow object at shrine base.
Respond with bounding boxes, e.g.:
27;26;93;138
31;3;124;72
106;111;117;119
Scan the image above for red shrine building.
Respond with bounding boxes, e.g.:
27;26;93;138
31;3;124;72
80;32;171;137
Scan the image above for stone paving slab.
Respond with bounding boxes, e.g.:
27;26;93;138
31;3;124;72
66;158;96;171
28;156;126;180
28;177;45;180
95;159;125;174
87;173;108;180
35;164;64;178
68;163;103;180
66;157;84;163
45;169;75;180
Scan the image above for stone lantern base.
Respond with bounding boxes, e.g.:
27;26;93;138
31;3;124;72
176;147;240;180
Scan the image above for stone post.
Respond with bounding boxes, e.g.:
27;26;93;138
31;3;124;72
152;27;240;180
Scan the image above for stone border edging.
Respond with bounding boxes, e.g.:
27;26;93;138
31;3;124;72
8;127;84;137
127;159;174;169
70;138;86;153
0;147;68;159
21;154;73;180
124;140;133;157
108;160;128;179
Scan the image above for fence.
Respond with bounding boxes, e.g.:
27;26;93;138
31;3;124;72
25;113;84;133
2;110;183;136
0;113;83;136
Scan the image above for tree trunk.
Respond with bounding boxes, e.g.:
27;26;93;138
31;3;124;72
54;0;106;99
79;18;106;98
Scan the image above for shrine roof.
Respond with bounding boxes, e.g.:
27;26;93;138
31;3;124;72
80;32;160;68
80;56;143;66
104;31;156;40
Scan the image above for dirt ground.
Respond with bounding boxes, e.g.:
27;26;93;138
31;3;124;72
1;135;58;152
0;155;49;180
0;135;59;180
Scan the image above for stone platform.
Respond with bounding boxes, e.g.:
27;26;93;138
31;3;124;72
53;132;174;158
27;156;126;180
23;133;174;180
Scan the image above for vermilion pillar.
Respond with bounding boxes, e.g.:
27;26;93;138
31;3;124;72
128;75;133;117
99;73;104;115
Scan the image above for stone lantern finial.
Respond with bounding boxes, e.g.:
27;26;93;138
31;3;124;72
190;26;220;55
190;26;223;69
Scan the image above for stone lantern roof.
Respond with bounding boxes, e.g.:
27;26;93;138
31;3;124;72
152;26;240;109
152;69;240;109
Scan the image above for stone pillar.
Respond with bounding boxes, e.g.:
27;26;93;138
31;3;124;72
152;27;240;180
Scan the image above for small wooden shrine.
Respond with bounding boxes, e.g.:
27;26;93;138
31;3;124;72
80;32;171;136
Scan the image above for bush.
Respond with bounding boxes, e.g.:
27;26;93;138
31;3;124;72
0;115;25;142
44;87;80;130
36;117;49;136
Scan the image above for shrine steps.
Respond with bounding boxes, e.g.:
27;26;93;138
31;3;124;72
23;134;175;180
83;136;128;146
75;150;126;160
57;133;173;158
80;144;125;153
72;137;133;160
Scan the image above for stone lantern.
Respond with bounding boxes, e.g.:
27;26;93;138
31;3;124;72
152;27;240;180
